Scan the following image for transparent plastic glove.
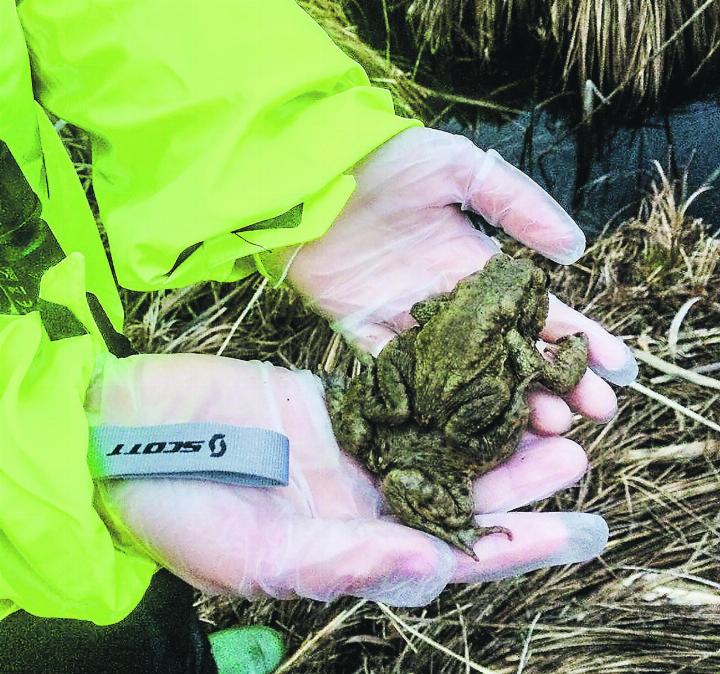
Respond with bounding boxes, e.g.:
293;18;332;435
286;127;638;433
86;353;608;608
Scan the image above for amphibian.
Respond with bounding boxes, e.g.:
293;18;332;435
324;254;588;557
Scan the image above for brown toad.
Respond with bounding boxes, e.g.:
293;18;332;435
324;254;588;557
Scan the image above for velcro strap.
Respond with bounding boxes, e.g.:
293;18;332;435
88;424;289;487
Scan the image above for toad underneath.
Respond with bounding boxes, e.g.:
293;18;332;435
324;254;589;558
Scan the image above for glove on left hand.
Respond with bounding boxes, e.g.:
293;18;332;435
88;353;607;607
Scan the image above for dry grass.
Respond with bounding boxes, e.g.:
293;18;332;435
401;0;720;109
117;168;720;674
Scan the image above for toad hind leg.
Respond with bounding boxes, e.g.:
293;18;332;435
454;524;514;561
382;469;512;560
444;378;512;456
455;376;532;466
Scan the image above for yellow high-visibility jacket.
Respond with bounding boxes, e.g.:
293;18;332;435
0;0;417;625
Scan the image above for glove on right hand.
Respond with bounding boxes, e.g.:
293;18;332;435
285;127;638;435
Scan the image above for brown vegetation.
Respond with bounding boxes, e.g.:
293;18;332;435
400;0;720;110
117;165;720;674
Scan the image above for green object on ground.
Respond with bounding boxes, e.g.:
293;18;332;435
209;626;285;674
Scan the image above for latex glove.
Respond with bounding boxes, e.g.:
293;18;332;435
285;127;638;435
87;353;607;608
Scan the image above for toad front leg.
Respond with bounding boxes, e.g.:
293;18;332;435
382;468;512;559
362;329;417;425
506;329;588;394
325;331;417;458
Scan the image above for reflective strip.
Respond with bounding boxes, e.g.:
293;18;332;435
88;423;289;487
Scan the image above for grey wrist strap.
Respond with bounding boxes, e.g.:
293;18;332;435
88;423;289;487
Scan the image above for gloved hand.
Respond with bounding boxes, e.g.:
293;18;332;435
87;353;607;608
284;127;638;435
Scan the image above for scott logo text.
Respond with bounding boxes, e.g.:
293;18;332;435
108;433;227;458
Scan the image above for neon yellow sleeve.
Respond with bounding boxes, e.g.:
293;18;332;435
0;316;155;624
5;0;418;623
1;1;153;624
19;0;421;291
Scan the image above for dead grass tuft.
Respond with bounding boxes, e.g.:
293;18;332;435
401;0;720;109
